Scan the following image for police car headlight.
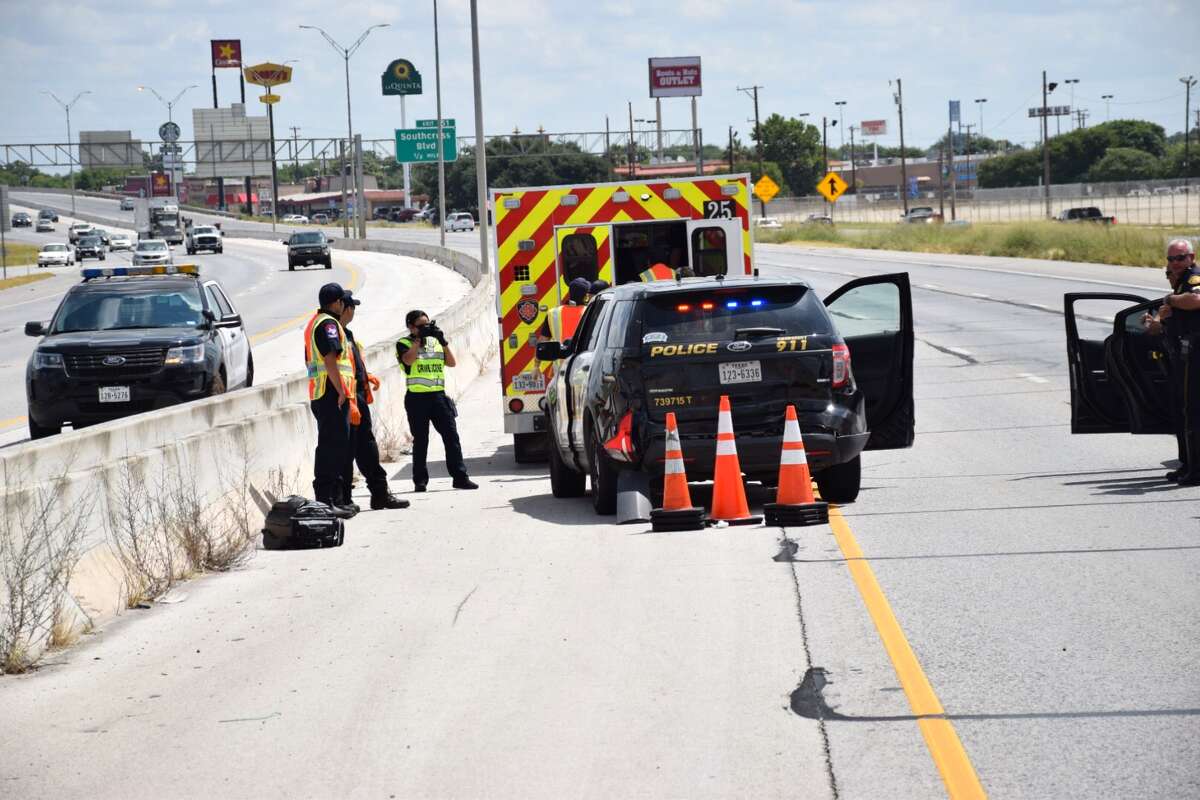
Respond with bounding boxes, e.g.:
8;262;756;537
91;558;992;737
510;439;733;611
34;351;64;369
164;344;206;365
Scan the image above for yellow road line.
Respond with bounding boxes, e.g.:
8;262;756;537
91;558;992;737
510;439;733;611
827;506;987;799
249;260;362;346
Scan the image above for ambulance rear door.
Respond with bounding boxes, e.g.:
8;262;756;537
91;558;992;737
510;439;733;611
685;218;744;278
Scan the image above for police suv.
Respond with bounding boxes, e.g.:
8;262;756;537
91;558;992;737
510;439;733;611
24;264;254;439
535;274;915;512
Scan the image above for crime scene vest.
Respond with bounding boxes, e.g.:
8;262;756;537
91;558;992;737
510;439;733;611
639;263;675;282
304;311;355;401
397;336;447;393
545;304;585;344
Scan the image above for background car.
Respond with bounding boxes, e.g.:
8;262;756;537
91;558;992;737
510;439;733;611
389;208;418;223
120;197;136;211
281;214;309;224
899;207;940;224
311;213;331;225
75;235;106;262
804;213;834;225
109;233;133;251
186;225;223;255
444;211;475;232
285;230;333;270
37;243;74;268
35;217;54;232
38;209;58;223
132;239;172;266
91;228;112;247
11;212;32;227
754;217;783;229
68;223;94;243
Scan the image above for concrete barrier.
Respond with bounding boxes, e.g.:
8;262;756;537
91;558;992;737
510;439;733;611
0;235;496;667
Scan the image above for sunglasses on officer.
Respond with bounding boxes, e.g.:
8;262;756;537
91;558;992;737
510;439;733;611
1166;254;1191;263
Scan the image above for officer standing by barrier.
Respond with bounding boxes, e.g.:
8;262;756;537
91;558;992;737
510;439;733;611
1154;239;1200;484
304;283;357;517
339;291;410;511
396;310;479;492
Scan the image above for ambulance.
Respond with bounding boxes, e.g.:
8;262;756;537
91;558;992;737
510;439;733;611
490;173;754;461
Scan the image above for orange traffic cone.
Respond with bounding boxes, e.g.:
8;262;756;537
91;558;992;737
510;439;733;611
650;412;705;532
764;405;828;526
708;395;762;526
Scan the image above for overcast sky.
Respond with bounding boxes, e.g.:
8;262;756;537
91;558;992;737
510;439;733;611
2;0;1197;161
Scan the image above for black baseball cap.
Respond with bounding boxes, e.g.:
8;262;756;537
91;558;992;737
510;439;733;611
342;290;361;307
318;282;345;307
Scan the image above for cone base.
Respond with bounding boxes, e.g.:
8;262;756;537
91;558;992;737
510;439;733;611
650;506;706;532
764;501;829;527
707;514;764;527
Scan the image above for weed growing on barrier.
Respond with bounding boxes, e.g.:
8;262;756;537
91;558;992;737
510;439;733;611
374;413;410;463
0;458;91;674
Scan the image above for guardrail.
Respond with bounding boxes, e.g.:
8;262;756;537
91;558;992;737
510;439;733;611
0;231;496;668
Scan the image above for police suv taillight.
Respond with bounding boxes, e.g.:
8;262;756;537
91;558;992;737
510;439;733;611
832;343;851;388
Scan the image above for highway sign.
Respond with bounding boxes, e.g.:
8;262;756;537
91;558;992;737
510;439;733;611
159;122;180;143
752;174;780;204
382;59;423;96
816;171;848;203
396;120;457;163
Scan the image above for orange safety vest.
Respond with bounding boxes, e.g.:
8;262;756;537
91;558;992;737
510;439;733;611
546;303;586;344
639;263;675;282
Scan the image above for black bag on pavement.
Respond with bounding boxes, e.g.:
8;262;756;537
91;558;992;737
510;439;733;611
262;495;345;550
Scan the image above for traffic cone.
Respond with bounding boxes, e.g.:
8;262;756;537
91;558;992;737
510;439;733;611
708;395;762;526
650;412;705;532
764;405;828;527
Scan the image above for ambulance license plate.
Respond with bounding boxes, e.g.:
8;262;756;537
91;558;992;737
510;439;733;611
512;372;545;393
719;360;762;384
98;386;131;403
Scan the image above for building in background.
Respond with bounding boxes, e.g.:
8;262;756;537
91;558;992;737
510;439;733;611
191;103;271;181
79;131;143;170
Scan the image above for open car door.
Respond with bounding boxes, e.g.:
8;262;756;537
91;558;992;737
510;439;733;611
1063;293;1148;433
824;273;914;449
1107;301;1172;434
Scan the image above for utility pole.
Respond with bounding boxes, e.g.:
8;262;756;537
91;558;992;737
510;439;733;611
822;116;828;170
848;124;857;194
964;123;975;195
1074;109;1089;130
948;102;956;221
1064;78;1080;129
728;125;735;173
627;101;635;178
736;85;765;217
1042;70;1056;218
834;100;847;157
1183;76;1197;178
937;146;945;219
290;126;301;176
894;78;909;215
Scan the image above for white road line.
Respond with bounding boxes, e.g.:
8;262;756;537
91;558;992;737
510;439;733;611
971;292;991;299
1018;373;1050;384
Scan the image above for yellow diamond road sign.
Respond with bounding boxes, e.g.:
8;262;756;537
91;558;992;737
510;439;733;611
817;171;849;202
753;174;780;204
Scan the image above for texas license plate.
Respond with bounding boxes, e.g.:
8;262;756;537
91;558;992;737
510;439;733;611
98;386;131;403
512;372;546;393
719;360;762;384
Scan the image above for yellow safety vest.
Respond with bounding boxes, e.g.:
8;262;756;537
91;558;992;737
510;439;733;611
545;304;585;344
397;336;446;393
305;311;355;401
639;263;675;282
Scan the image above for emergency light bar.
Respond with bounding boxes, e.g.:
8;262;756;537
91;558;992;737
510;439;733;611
81;264;200;280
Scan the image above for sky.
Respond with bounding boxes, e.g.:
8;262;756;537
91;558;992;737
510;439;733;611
2;0;1198;166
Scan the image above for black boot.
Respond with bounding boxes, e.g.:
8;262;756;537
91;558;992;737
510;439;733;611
318;498;358;519
370;492;410;510
1174;433;1200;485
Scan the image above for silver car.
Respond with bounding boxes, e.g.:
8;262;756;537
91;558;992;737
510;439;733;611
109;233;134;251
132;239;172;266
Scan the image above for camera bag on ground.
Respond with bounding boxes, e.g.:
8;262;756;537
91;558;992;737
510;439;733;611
262;495;345;550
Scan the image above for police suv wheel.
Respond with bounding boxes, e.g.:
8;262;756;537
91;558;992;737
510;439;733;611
586;423;618;515
548;434;586;497
814;455;861;504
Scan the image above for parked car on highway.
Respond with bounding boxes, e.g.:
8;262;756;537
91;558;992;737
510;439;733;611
285;230;333;270
444;211;475;232
75;235;106;262
186;225;223;255
536;273;915;510
1055;206;1116;224
68;223;94;243
132;239;172;266
35;217;54;232
37;243;74;268
311;212;331;225
899;207;940;224
109;233;133;251
281;214;309;224
38;209;58;223
11;212;32;227
120;197;136;211
754;217;783;229
23;264;254;439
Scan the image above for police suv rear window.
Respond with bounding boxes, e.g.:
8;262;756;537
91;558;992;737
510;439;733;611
638;286;833;344
291;232;325;244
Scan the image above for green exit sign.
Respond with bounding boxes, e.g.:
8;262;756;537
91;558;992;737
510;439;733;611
395;120;457;163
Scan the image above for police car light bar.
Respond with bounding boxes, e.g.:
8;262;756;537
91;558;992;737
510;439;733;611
81;264;200;280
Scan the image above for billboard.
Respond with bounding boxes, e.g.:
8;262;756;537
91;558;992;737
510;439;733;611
860;119;887;137
211;40;242;69
649;57;701;98
949;100;961;123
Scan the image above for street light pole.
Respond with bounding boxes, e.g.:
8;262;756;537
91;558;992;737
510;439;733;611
736;85;765;218
433;0;447;247
469;0;490;271
893;79;909;215
974;98;987;148
1182;77;1197;179
834;100;846;157
1101;94;1114;121
43;90;90;216
1064;79;1080;130
300;22;391;239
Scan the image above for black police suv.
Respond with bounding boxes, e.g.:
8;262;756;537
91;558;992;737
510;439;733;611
24;268;254;439
536;274;915;512
75;235;106;262
285;230;333;270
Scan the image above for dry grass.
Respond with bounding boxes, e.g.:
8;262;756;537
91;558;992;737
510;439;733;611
1;243;41;267
0;273;52;291
374;413;410;463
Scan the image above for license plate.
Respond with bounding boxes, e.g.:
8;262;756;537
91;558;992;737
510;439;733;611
719;360;762;384
98;386;131;403
512;372;546;393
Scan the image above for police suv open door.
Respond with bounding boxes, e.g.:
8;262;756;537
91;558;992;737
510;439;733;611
824;273;915;449
1064;293;1171;434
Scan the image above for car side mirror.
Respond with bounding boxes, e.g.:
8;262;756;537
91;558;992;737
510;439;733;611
217;314;243;329
25;321;46;337
220;230;225;237
201;309;217;329
326;238;335;243
535;341;564;361
281;239;289;245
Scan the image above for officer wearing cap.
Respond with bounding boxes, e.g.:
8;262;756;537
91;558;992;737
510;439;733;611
539;277;591;347
1148;239;1200;484
339;291;410;511
397;310;478;492
303;283;357;517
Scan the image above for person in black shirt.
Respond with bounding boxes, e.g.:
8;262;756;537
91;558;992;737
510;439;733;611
306;283;356;517
338;291;410;510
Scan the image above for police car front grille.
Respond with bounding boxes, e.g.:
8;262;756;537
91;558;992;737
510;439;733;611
66;348;165;376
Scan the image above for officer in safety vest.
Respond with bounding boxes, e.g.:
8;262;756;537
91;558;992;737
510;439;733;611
338;291;410;511
639;261;675;282
304;283;357;517
396;310;478;492
539;277;591;347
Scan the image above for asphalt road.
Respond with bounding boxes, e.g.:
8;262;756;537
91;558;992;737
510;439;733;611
1;197;1196;798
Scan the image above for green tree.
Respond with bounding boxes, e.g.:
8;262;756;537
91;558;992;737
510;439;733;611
977;149;1044;188
751;114;822;195
1160;141;1200;178
1087;147;1161;182
732;160;786;193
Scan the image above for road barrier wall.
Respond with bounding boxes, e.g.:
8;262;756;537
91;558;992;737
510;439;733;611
0;232;496;667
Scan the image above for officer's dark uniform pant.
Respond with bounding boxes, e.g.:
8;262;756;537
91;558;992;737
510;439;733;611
344;398;390;501
404;391;467;485
1172;337;1200;475
311;390;350;503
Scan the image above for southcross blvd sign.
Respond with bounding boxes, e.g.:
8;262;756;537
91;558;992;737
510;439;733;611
382;59;423;96
395;119;457;163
